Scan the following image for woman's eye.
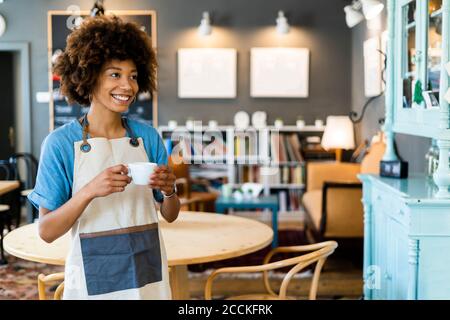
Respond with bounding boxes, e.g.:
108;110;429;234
131;74;138;80
110;73;120;78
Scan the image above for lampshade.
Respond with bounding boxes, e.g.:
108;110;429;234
198;11;212;36
276;11;290;34
321;116;355;150
344;5;364;28
360;0;384;20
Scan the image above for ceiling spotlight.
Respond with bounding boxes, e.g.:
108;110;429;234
344;0;384;28
198;11;212;36
344;4;364;28
276;11;290;34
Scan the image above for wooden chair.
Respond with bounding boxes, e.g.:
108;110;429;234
204;240;338;300
9;153;39;224
0;204;10;264
37;272;65;300
170;157;218;212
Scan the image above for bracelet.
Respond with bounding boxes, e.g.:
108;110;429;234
162;184;177;198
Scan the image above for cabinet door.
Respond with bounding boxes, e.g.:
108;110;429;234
371;193;388;299
386;217;409;299
394;0;441;137
426;0;442;100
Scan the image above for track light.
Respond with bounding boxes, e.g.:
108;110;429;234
344;0;384;28
276;11;290;34
198;11;212;36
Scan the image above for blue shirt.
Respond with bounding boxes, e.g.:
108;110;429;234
28;119;167;211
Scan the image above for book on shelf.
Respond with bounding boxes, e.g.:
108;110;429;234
270;132;305;164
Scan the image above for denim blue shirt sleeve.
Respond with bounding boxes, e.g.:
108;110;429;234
27;123;78;211
28;118;168;210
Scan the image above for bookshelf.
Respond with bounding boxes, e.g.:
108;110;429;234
159;124;331;214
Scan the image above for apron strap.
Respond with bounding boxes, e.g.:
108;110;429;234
79;114;140;153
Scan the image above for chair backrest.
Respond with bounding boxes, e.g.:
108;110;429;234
169;156;191;197
360;139;386;174
0;160;13;180
306;162;361;192
37;272;64;300
8;153;38;190
264;241;338;300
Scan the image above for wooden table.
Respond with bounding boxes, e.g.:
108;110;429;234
215;195;280;247
0;181;20;196
4;211;273;299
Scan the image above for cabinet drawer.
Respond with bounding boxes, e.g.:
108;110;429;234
372;186;409;227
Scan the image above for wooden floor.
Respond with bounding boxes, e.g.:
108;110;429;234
187;210;364;300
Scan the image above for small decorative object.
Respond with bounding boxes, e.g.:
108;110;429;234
296;116;305;128
413;80;424;105
315;119;324;128
232;189;244;201
422;91;440;109
380;160;409;179
241;183;264;199
274;118;284;128
221;184;233;198
208;120;218;129
186;118;194;130
168;120;178;129
251;111;267;129
234;111;250;130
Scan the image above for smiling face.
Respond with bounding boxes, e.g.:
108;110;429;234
91;59;139;113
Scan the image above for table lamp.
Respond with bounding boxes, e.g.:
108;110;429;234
321;116;355;162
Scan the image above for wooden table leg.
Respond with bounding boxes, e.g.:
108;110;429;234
169;265;190;299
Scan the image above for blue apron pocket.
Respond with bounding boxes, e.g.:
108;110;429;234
80;224;162;296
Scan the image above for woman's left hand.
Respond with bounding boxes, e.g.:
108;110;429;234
149;165;177;195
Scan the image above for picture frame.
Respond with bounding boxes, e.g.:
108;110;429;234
422;90;440;109
250;47;309;98
177;48;237;99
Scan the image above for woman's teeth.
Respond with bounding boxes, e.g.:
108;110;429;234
112;94;130;101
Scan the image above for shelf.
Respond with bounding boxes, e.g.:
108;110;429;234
159;125;324;133
229;183;305;190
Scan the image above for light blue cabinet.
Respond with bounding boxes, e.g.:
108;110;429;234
359;174;450;299
359;0;450;300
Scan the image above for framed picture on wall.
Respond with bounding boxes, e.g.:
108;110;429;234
364;36;382;97
250;47;309;98
177;48;237;98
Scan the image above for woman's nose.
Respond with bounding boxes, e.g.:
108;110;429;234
119;77;134;91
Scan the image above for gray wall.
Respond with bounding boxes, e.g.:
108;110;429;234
351;0;430;173
0;0;351;157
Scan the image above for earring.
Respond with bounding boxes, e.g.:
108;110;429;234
132;95;137;104
88;94;93;103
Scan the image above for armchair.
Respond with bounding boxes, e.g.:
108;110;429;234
302;138;385;241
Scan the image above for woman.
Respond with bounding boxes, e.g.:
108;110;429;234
28;15;180;299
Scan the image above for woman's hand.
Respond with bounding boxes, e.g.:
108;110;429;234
149;165;177;195
84;164;132;199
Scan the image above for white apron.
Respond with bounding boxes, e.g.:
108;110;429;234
62;116;171;300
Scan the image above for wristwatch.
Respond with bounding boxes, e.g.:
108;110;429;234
162;183;177;198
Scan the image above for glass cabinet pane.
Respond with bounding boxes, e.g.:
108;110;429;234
427;0;442;103
402;1;417;108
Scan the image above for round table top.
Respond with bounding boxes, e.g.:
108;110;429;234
4;211;273;266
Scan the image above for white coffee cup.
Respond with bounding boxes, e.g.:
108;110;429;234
127;162;157;185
